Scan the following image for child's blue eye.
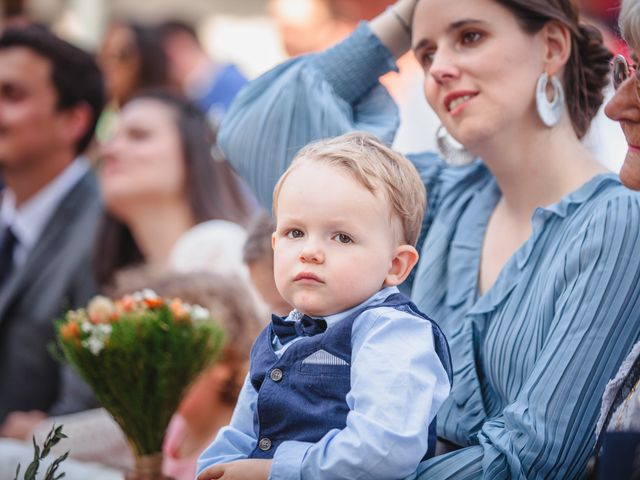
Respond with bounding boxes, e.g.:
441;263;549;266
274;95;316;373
334;233;353;244
287;229;304;239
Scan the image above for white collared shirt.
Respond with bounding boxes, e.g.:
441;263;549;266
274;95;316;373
0;157;90;268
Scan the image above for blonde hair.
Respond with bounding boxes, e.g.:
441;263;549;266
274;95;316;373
620;0;640;50
272;132;426;246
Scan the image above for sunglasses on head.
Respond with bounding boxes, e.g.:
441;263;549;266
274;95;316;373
612;54;640;99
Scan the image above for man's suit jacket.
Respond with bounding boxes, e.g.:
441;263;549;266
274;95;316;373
0;171;101;422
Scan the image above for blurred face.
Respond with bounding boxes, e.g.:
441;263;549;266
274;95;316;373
604;52;640;190
99;98;187;218
248;258;292;317
99;25;139;105
272;161;399;317
0;48;69;170
412;0;545;152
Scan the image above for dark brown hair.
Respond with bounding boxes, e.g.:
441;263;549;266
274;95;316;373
93;90;254;287
103;21;171;106
0;25;105;154
494;0;611;138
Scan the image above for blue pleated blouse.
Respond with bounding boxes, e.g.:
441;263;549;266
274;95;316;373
219;23;640;480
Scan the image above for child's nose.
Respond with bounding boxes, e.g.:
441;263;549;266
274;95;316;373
299;240;324;264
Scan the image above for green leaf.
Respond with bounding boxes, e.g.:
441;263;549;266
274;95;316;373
16;425;69;480
24;436;40;479
43;451;69;480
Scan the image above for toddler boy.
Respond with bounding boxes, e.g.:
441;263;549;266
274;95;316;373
197;132;451;480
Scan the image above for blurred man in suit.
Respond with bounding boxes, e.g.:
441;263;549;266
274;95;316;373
0;25;105;436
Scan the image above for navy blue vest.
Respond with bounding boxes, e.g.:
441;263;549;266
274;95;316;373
248;292;452;460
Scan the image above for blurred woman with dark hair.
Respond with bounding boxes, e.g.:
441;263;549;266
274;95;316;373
94;90;254;288
99;22;170;108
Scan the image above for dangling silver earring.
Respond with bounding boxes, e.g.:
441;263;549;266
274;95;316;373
436;125;476;167
536;72;564;127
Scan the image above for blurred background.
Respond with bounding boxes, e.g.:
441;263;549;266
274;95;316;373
0;0;626;158
1;0;398;76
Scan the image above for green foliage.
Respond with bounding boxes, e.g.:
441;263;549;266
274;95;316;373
57;303;225;456
14;424;68;480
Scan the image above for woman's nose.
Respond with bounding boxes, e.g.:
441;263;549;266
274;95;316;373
429;49;460;85
605;76;640;122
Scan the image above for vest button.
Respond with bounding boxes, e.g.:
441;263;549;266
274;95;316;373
258;437;272;451
270;368;283;382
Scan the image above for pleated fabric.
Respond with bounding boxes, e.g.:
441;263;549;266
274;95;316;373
218;23;640;479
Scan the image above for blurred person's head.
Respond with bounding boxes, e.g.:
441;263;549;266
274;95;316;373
159;20;209;90
605;0;640;190
268;0;353;56
243;211;291;317
0;25;105;188
94;90;253;286
98;21;169;107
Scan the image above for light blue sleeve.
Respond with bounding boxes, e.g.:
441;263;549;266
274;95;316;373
219;23;400;211
410;193;640;479
269;308;451;480
196;374;258;474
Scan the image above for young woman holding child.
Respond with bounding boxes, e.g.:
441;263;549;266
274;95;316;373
216;0;640;477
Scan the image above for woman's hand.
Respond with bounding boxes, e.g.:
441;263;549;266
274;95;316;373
197;459;272;480
370;0;419;58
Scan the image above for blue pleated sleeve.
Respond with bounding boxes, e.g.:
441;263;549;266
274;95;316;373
219;23;401;211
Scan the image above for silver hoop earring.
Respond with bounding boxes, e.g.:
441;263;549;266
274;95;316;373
436;125;476;167
536;72;564;127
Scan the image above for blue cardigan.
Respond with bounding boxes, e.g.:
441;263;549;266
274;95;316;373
218;23;640;479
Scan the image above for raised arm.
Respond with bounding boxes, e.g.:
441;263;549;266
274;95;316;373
219;1;420;211
411;193;640;479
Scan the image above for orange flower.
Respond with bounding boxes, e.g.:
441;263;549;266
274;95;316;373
144;297;164;309
170;298;188;322
88;295;116;324
116;295;135;313
60;321;81;341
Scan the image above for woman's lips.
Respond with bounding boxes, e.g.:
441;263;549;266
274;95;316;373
628;143;640;153
444;91;478;115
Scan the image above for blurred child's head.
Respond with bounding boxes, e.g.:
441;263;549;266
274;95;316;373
271;132;426;317
243;212;292;317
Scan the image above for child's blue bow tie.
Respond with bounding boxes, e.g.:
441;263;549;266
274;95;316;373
271;313;327;344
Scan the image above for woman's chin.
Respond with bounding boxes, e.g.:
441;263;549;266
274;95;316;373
620;150;640;191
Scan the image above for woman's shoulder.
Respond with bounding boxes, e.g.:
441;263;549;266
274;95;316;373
406;152;494;203
556;173;640;224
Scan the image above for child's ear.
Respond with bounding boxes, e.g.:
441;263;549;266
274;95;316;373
383;245;419;287
271;232;277;250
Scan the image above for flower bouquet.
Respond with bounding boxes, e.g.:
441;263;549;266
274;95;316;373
56;289;225;478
